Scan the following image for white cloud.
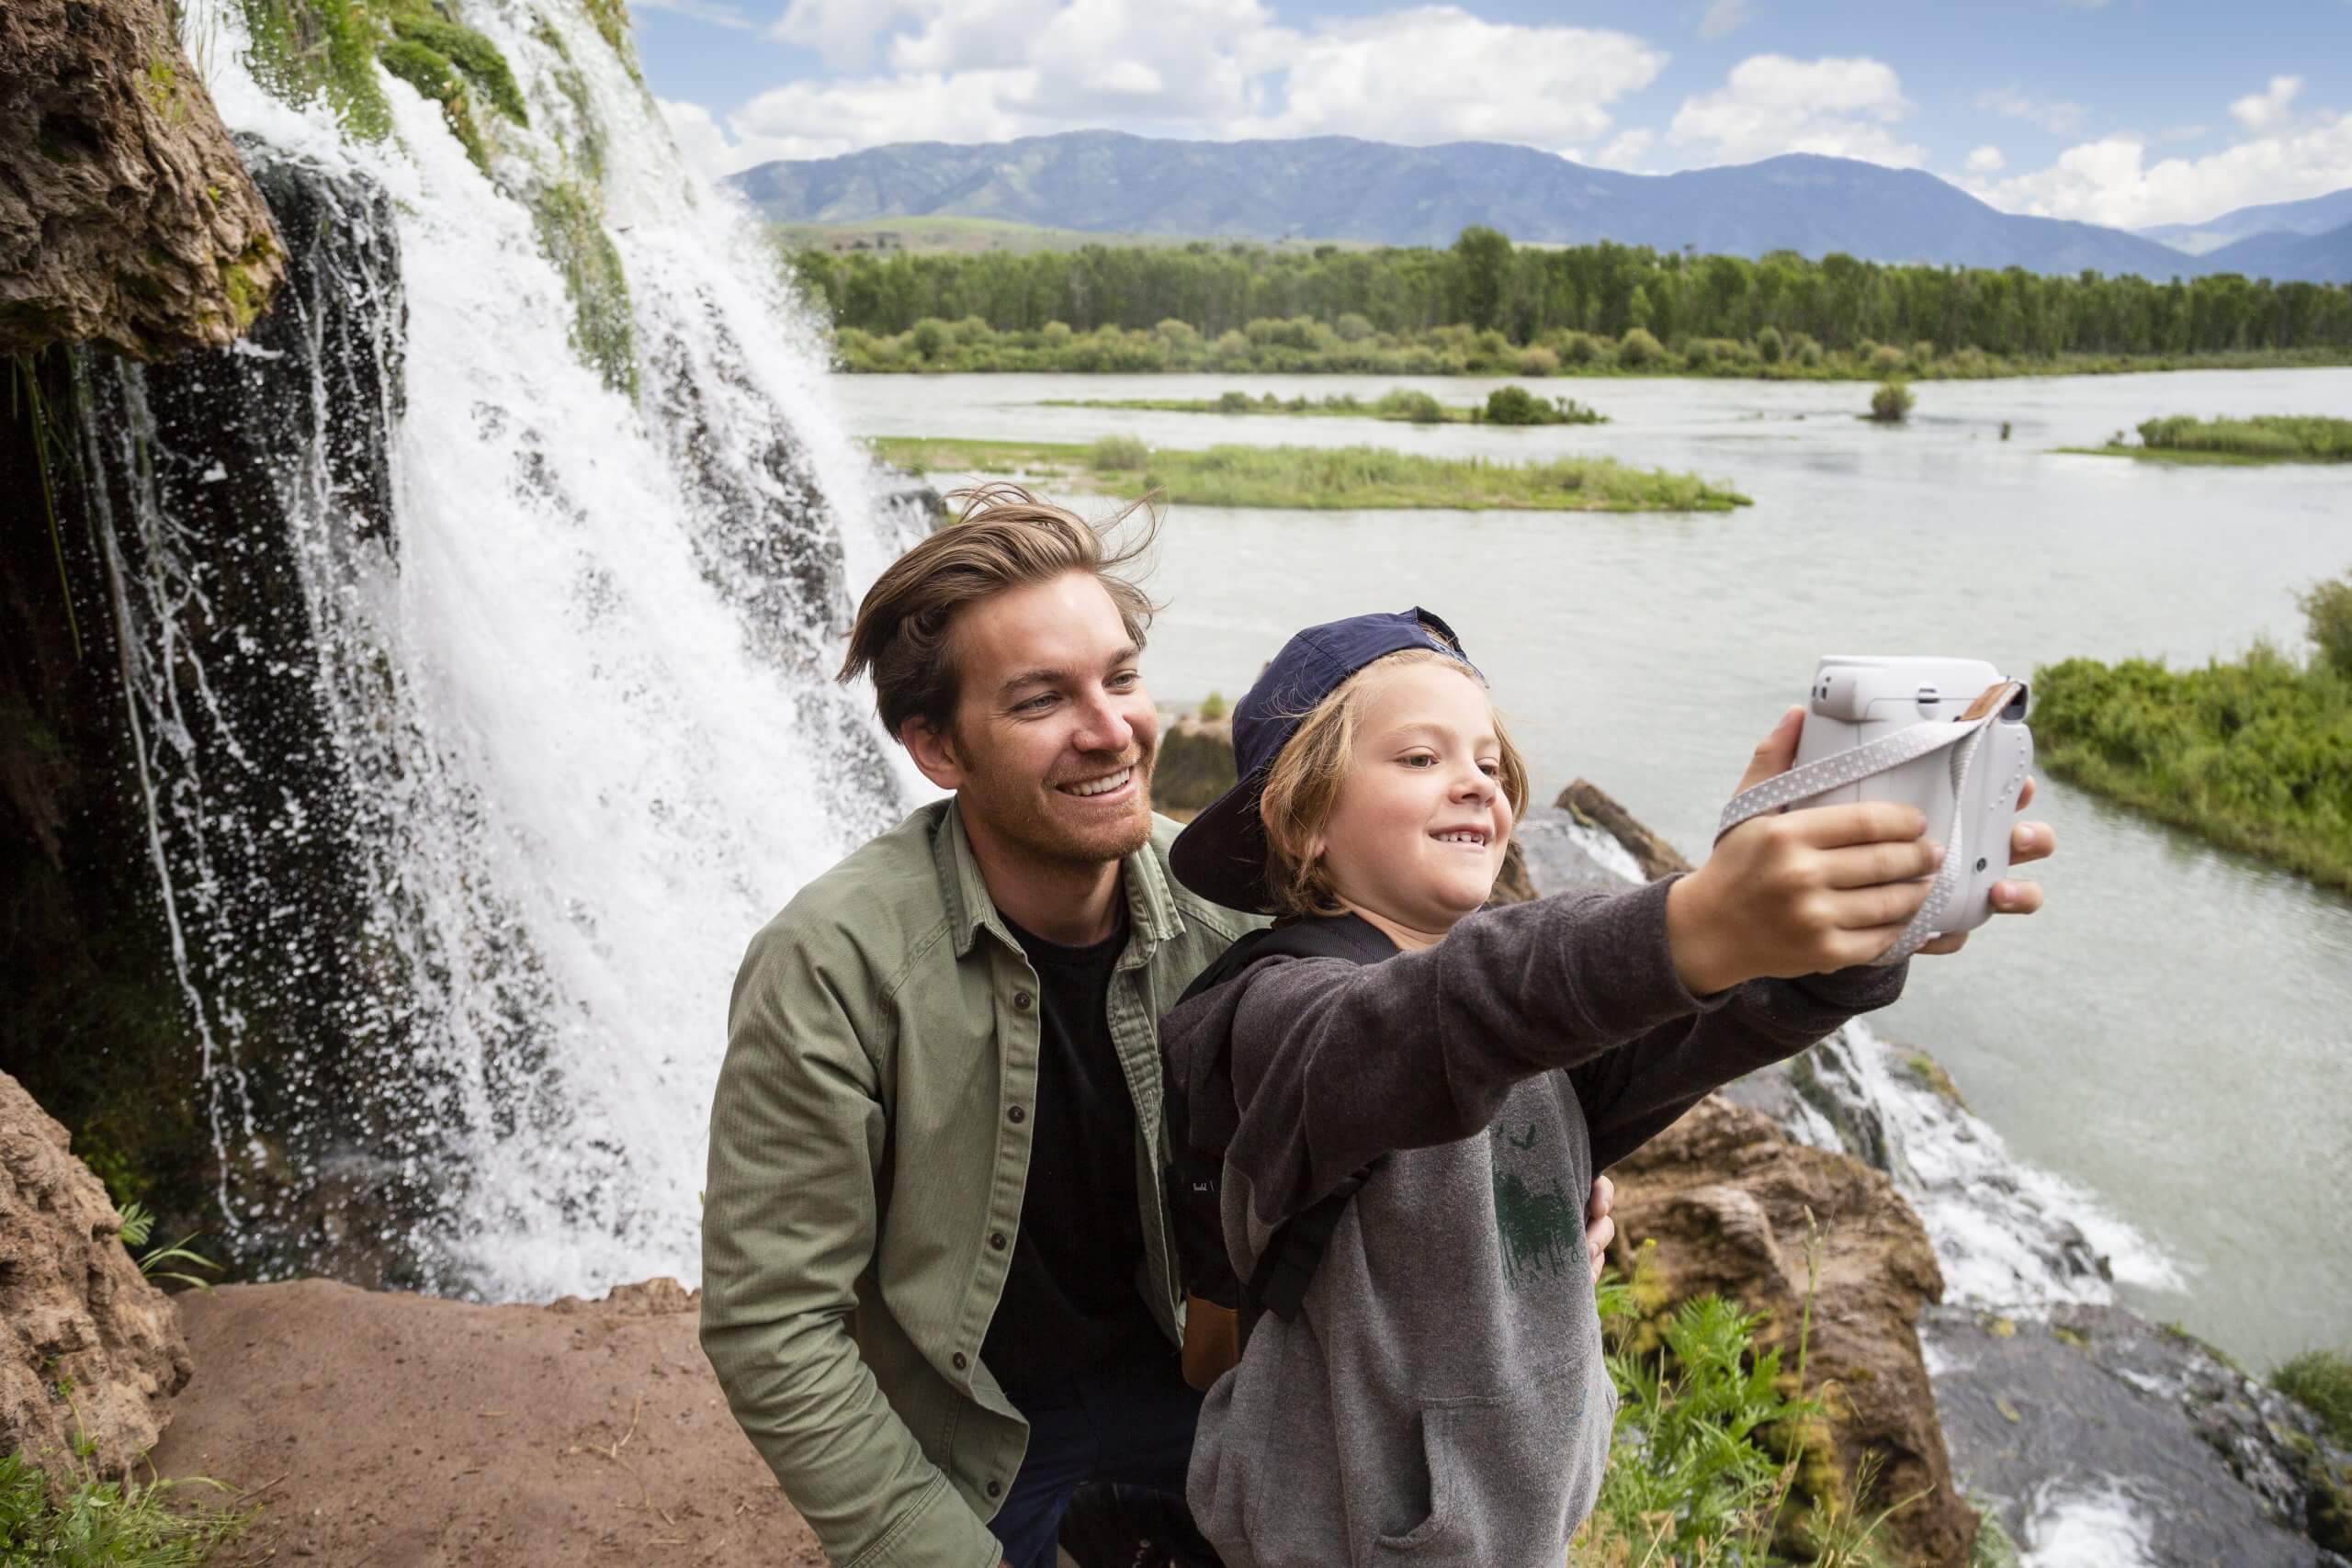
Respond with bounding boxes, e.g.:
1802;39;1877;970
1975;85;2087;135
1963;107;2352;229
1966;144;2005;174
707;2;1666;168
1698;0;1749;40
1234;9;1666;145
1667;54;1924;168
2229;74;2302;131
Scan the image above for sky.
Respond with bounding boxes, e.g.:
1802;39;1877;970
638;0;2352;232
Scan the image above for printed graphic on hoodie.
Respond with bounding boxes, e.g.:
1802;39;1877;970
1490;1122;1581;1289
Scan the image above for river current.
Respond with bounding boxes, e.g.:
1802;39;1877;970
833;367;2352;1371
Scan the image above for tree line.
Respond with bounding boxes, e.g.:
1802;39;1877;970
786;227;2352;360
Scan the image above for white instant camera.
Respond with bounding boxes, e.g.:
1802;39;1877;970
1788;656;2034;939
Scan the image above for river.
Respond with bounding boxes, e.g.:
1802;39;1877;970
831;367;2352;1371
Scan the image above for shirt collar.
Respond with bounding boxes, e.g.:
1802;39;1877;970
939;796;1182;960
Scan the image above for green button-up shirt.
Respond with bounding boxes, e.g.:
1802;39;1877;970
701;798;1262;1567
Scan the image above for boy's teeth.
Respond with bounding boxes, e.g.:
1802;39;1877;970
1069;767;1131;797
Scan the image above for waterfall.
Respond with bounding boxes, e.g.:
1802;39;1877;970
75;0;925;1299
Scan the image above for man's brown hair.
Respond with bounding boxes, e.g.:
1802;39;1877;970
838;483;1159;742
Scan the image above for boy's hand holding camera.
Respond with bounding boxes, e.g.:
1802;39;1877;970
1666;705;2054;997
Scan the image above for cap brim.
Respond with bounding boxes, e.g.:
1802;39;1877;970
1169;767;1277;914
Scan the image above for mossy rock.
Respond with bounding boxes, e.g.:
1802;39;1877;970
531;182;637;398
240;0;392;138
390;17;527;125
379;39;489;173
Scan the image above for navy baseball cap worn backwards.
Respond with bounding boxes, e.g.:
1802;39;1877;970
1170;607;1480;913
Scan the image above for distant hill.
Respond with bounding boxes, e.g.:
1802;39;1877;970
2199;220;2352;284
2140;187;2352;256
726;130;2209;279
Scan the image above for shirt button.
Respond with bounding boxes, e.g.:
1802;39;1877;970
1007;1106;1025;1124
987;1480;1002;1499
952;1352;967;1371
989;1231;1008;1251
1012;991;1034;1011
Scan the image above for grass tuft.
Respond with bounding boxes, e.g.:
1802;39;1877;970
0;1449;254;1566
2274;1349;2352;1445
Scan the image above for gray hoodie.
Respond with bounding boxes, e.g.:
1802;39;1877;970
1159;876;1905;1568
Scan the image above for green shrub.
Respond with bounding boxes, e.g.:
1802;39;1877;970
1517;345;1560;376
1617;327;1663;368
1214;389;1254;414
1197;691;1227;721
1871;343;1910;375
1374;389;1446;424
2136;414;2352;461
1560;331;1603;365
1481;385;1552;424
2303;572;2352;679
2275;1348;2352;1443
1087;434;1148;470
0;1449;253;1565
1758;324;1786;364
909;318;950;361
1870;381;1915;423
1792;333;1825;367
1911;339;1938;366
1334;311;1375;344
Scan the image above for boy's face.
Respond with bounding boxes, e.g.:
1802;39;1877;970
912;570;1159;868
1311;660;1511;937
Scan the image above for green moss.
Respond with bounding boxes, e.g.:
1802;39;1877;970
576;0;642;81
1897;1049;1969;1109
239;0;392;139
216;228;277;333
379;39;489;173
531;183;638;398
2275;1349;2352;1445
391;17;527;124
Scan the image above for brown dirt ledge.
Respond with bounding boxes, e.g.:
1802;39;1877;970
150;1278;826;1566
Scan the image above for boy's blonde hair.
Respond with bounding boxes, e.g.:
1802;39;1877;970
1256;649;1531;919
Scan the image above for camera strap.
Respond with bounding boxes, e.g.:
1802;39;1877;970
1713;681;2024;965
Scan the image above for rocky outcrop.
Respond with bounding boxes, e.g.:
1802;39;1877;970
1556;778;1692;879
1;0;283;356
1610;1094;1980;1566
1153;712;1238;816
1928;1303;2350;1566
152;1277;825;1566
1;1069;191;1480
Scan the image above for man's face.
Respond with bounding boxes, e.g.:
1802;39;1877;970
918;571;1159;869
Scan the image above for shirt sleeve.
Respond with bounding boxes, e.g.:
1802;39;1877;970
1204;877;1717;1235
699;921;1004;1568
1571;934;1910;1173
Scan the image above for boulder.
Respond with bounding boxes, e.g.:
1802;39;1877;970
0;1069;191;1480
1610;1094;1979;1566
1555;778;1692;879
1153;713;1237;816
1;0;283;356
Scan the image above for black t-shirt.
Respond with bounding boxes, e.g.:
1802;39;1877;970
979;904;1166;1393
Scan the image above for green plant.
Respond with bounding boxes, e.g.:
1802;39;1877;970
0;1448;253;1564
1196;691;1227;721
1214;389;1254;413
1374;389;1445;423
1869;381;1914;423
115;1204;222;1292
2274;1348;2352;1444
1617;327;1664;368
2300;571;2352;680
390;17;526;124
1087;434;1148;470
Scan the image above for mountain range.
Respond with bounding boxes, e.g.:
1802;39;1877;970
725;130;2352;283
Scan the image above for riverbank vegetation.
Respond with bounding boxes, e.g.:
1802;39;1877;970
1869;382;1915;423
2032;571;2352;891
0;1449;252;1565
869;435;1749;512
1043;386;1606;424
787;225;2352;377
2064;414;2352;464
2274;1349;2352;1444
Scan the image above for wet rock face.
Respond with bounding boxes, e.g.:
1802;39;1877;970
0;0;283;356
1928;1303;2352;1567
1611;1095;1980;1567
0;1069;191;1481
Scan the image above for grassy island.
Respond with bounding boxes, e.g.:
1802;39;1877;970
2032;572;2352;891
2062;415;2352;465
1042;387;1607;426
869;435;1749;513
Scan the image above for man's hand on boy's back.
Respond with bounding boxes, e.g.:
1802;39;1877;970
1664;705;2055;995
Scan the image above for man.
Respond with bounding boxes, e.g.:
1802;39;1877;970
699;485;1618;1568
